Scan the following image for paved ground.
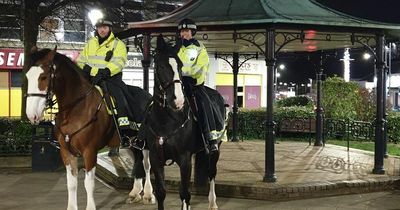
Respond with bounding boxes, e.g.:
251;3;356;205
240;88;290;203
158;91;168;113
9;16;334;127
0;170;399;210
96;141;400;200
1;140;400;209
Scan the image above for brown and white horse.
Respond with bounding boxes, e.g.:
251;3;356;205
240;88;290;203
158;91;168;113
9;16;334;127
25;47;152;210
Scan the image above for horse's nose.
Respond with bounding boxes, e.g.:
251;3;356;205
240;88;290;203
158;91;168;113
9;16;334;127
175;98;185;110
27;114;40;125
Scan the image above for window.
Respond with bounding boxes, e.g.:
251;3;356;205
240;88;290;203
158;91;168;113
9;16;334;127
0;71;8;88
0;2;21;40
11;71;22;87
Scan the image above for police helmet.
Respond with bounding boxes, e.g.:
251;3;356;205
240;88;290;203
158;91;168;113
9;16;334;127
177;18;197;35
95;18;113;27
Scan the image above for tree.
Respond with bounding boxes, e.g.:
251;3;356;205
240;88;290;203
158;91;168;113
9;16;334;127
21;0;83;119
0;0;185;119
322;76;360;120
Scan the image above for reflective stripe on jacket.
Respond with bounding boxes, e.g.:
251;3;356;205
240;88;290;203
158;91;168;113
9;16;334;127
177;41;209;85
77;32;127;76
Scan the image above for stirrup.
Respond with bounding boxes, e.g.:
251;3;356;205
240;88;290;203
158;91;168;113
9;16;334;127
208;140;218;152
120;135;131;149
131;138;145;150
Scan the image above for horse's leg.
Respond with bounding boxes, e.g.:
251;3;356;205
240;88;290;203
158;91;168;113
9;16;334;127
179;154;192;210
150;153;166;210
64;151;79;210
208;151;220;210
142;149;156;204
83;152;97;210
208;178;218;210
128;148;145;203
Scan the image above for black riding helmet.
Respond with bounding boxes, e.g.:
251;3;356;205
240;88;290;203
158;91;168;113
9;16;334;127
95;18;113;28
177;18;197;35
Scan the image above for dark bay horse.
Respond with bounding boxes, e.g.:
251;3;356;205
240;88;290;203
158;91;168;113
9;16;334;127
25;47;151;210
129;35;227;210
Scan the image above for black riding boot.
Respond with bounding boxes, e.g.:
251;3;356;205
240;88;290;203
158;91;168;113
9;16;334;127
209;140;218;152
130;124;146;150
120;126;137;148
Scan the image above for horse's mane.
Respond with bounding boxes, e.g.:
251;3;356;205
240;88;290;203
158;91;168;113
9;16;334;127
31;48;84;76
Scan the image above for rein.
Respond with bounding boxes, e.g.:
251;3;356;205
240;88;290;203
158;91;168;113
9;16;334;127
54;95;104;147
148;105;191;165
26;60;105;156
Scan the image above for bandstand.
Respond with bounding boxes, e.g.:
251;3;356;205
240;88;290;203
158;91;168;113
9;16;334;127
96;0;400;192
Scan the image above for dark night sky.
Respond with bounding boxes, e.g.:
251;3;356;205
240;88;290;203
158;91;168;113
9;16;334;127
279;0;400;84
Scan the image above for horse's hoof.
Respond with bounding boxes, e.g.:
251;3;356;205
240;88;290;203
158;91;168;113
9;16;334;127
142;194;156;205
209;207;218;210
126;195;142;204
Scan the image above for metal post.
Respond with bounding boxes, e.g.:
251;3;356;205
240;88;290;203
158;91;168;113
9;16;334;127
141;33;151;92
231;52;239;142
315;55;324;146
274;67;277;98
383;44;391;158
372;32;386;174
383;64;388;158
263;28;277;182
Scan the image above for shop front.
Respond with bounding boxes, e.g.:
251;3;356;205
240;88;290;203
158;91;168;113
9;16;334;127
0;48;79;117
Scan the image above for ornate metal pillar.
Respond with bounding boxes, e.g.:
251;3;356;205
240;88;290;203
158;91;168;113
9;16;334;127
373;32;386;174
383;64;388;158
232;52;239;141
215;52;258;142
315;55;324;146
141;33;151;92
264;28;277;182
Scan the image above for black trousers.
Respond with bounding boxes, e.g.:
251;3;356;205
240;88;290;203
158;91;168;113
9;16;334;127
182;77;216;140
101;73;133;128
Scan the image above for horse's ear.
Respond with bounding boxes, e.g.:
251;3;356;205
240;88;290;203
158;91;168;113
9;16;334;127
30;46;38;54
46;47;57;62
156;34;165;50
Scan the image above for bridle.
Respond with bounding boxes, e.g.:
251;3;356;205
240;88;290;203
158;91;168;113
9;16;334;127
153;62;183;110
25;62;95;112
25;63;56;109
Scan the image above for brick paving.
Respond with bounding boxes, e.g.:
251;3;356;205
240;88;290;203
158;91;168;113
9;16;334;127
96;141;400;200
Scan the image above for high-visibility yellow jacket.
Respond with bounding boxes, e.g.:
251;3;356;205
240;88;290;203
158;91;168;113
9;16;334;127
77;32;127;76
177;41;209;85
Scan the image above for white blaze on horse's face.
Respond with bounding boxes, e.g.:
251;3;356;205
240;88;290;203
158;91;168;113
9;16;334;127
26;66;47;124
169;58;185;110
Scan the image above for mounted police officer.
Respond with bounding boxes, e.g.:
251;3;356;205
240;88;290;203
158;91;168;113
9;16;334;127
176;18;218;152
77;18;134;148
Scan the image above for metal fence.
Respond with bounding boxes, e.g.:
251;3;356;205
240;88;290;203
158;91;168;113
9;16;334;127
277;117;375;142
324;118;375;141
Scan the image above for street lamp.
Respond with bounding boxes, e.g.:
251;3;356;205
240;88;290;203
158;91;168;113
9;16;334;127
274;64;285;98
363;52;371;60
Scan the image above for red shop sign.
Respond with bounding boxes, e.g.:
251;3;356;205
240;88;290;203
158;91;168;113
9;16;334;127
0;48;80;70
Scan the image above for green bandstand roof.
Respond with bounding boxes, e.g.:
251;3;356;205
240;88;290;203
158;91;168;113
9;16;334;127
121;0;400;53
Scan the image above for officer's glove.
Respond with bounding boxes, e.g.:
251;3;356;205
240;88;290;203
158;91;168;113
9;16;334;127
92;68;111;85
82;64;92;78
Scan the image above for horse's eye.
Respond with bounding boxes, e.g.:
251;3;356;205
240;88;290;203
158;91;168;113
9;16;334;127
40;76;47;81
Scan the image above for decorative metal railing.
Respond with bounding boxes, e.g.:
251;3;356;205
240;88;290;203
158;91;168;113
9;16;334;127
324;118;375;141
277;117;375;142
